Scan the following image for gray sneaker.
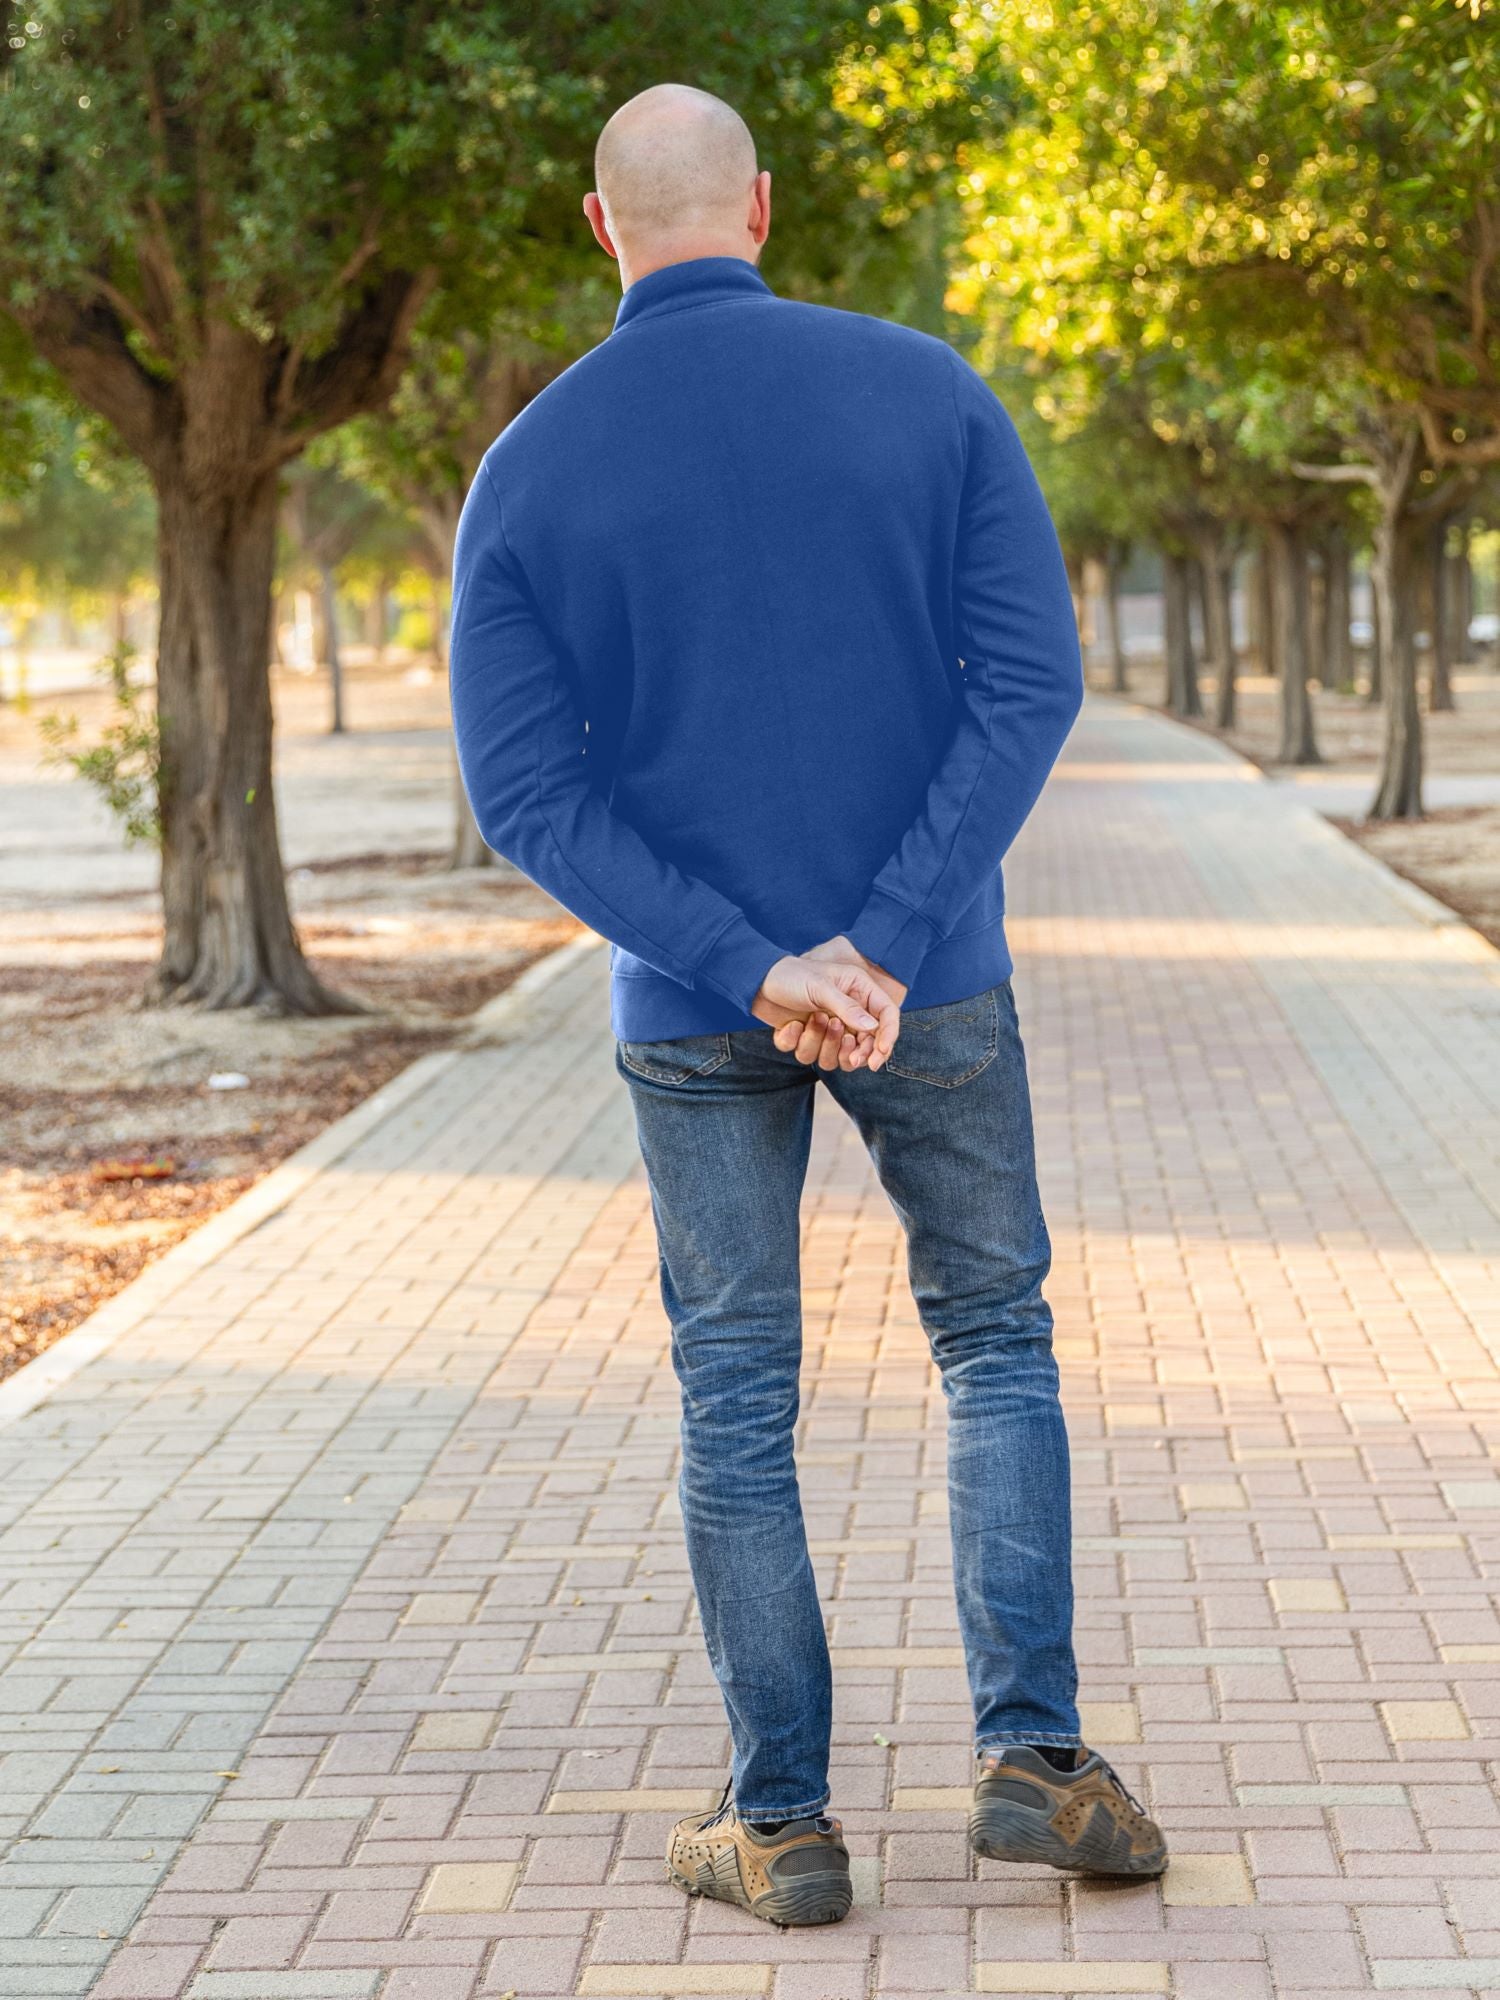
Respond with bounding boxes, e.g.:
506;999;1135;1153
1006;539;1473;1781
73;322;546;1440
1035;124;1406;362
970;1746;1168;1877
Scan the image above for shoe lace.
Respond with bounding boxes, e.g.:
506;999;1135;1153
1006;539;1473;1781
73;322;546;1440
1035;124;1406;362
1096;1755;1148;1819
698;1778;735;1832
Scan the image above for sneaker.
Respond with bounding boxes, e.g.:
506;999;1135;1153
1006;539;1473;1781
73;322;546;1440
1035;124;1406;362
970;1746;1168;1877
666;1786;853;1927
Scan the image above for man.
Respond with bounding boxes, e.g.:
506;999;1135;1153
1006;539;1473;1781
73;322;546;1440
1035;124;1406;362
450;82;1167;1929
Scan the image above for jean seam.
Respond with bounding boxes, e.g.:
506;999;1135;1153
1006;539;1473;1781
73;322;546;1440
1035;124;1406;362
976;1731;1083;1749
737;1788;830;1823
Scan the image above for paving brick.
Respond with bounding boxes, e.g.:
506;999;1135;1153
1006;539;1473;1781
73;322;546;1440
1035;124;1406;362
577;1971;771;1997
416;1863;518;1914
1371;1969;1500;1990
185;1978;378;1998
1161;1854;1255;1906
90;1944;203;1998
973;1968;1168;1994
1380;1702;1470;1742
1270;1579;1347;1613
409;1713;497;1753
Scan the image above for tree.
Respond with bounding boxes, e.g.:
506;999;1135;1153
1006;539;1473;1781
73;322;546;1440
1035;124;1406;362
959;1;1500;816
334;292;596;866
280;454;397;735
2;1;1007;1009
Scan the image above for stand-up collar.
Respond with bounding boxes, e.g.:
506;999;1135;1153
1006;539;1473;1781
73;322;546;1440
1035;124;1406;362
613;256;773;333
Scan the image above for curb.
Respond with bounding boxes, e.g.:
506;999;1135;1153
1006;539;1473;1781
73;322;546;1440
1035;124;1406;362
0;931;605;1434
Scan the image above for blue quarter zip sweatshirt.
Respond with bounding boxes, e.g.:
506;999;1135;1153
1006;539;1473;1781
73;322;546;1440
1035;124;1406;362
450;256;1082;1041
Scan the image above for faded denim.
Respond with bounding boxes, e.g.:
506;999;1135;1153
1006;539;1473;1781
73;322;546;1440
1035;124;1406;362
616;981;1079;1822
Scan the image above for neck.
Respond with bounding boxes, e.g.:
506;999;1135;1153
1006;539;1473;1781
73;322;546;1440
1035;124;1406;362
618;237;758;292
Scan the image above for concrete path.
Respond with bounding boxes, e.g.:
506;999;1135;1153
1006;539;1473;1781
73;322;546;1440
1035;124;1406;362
2;696;1499;2000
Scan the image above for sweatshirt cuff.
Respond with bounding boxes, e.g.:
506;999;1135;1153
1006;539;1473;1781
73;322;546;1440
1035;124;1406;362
694;912;786;1015
847;889;939;991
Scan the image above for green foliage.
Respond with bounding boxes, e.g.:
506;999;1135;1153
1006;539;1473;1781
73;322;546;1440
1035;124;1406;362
0;1;1009;432
958;3;1500;473
40;644;161;848
0;403;155;597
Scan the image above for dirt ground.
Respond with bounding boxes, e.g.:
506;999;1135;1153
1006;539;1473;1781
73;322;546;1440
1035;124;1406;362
1337;804;1500;958
1215;665;1500;778
1113;662;1500;957
0;654;577;1387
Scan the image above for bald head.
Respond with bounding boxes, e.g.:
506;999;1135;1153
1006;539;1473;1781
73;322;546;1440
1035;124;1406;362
585;84;770;290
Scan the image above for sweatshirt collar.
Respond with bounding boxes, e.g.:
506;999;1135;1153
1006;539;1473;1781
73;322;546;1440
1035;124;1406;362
613;256;773;333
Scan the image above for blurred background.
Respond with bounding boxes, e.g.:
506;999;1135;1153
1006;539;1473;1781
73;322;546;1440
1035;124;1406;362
2;0;1498;1374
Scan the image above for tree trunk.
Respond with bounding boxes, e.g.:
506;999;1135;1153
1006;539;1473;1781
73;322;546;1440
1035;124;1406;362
1308;540;1328;688
450;754;500;869
151;473;349;1013
1192;556;1211;664
1365;563;1384;704
1162;551;1203;718
1103;543;1128;693
319;563;346;735
1427;519;1455;714
1270;519;1321;766
1369;501;1424;820
1449;536;1472;666
368;572;390;663
436;529;492;867
1196;524;1237;730
1064;551;1087;656
1254;539;1277;677
1322;529;1352;689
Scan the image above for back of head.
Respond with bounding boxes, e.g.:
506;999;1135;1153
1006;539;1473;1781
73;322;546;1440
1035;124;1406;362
595;83;758;252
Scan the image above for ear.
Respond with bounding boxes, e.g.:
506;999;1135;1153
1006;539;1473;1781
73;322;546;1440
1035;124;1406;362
749;169;772;248
583;192;618;260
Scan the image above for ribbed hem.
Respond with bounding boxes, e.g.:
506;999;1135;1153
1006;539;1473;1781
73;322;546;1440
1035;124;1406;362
846;888;939;990
610;918;1013;1040
692;911;785;1014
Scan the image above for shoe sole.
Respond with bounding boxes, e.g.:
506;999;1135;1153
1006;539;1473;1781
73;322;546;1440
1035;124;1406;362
969;1797;1168;1878
667;1862;853;1927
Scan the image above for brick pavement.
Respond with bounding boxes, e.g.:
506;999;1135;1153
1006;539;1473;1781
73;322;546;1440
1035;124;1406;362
2;696;1499;1999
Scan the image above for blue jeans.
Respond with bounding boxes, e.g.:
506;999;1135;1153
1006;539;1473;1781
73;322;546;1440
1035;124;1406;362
615;981;1078;1822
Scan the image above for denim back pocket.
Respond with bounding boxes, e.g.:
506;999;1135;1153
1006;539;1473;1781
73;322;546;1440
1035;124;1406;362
884;987;1000;1088
617;1032;733;1086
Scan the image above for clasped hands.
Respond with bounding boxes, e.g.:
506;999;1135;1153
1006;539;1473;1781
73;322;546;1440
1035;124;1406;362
750;935;907;1073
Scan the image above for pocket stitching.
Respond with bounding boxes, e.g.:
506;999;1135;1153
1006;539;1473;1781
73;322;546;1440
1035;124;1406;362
885;991;1000;1089
618;1034;732;1085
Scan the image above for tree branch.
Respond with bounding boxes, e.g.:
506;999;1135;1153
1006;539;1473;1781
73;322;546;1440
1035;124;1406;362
12;296;170;461
1289;459;1381;487
262;267;438;471
271;211;386;425
84;274;170;365
1417;402;1500;469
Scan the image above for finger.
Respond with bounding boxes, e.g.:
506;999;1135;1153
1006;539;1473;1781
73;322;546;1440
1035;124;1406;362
848;967;901;1055
794;1011;825;1066
839;1031;869;1072
827;965;900;1066
817;1017;843;1070
807;974;878;1038
773;1018;805;1051
862;978;901;1060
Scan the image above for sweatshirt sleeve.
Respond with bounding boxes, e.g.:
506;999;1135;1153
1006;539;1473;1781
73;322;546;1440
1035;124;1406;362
845;354;1084;990
449;461;785;1013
